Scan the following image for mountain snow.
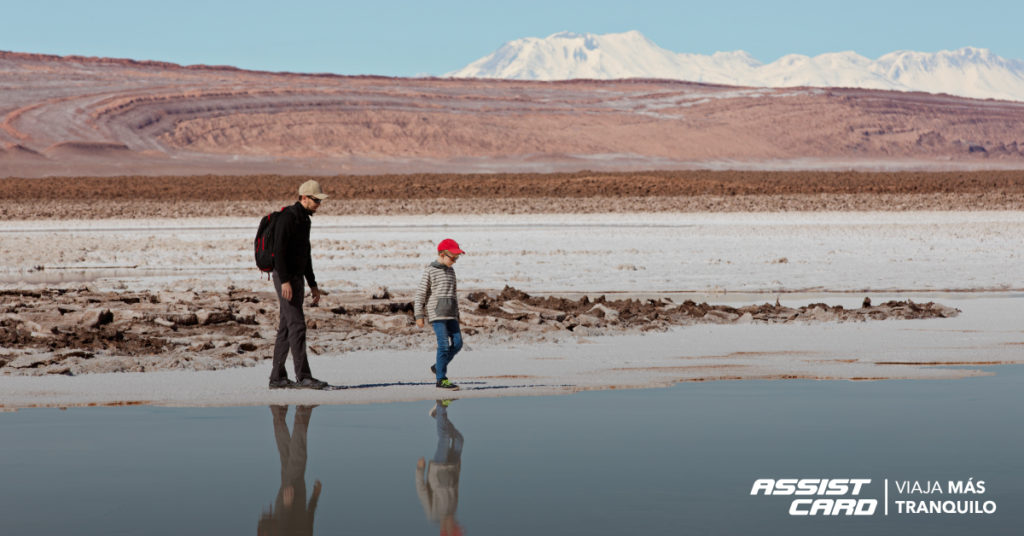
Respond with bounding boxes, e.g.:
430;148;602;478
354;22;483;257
446;31;1024;102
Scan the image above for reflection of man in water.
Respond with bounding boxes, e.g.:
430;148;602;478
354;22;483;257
259;405;322;536
416;400;465;536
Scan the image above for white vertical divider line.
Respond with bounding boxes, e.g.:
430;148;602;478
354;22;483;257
885;478;889;516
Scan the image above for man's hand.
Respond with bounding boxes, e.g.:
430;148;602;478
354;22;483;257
281;281;293;301
416;318;425;328
310;286;321;307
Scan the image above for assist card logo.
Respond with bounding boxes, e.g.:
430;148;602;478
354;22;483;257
750;477;998;518
751;478;877;516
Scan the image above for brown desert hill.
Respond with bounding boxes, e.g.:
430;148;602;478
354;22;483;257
1;50;1024;177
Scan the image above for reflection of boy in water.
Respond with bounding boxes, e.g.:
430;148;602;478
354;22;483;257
416;400;465;536
259;405;322;536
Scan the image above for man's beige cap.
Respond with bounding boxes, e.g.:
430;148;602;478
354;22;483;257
298;180;329;200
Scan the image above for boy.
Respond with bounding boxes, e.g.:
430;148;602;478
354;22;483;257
414;238;465;390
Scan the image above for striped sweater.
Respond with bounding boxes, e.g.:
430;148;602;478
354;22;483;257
414;261;459;322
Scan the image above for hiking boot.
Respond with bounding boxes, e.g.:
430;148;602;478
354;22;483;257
269;378;295;389
296;377;329;390
436;378;459;390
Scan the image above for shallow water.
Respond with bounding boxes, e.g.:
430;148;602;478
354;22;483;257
2;368;1022;535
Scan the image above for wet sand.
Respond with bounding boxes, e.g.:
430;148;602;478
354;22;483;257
1;293;1020;409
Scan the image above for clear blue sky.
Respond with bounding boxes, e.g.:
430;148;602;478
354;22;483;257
2;0;1022;76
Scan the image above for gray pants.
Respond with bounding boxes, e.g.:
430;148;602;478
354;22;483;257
260;405;318;534
272;405;311;490
272;272;312;381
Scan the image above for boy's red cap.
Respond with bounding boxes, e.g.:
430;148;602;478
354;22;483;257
437;238;465;255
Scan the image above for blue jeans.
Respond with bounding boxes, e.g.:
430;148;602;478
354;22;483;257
432;403;464;463
431;319;462;381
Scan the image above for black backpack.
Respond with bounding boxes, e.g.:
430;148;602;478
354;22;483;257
254;207;287;273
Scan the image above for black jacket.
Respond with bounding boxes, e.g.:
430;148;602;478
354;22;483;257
272;202;317;287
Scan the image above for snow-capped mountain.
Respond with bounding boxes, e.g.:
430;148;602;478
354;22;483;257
447;31;1024;102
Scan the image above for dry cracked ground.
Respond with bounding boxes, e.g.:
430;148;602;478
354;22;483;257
0;285;959;377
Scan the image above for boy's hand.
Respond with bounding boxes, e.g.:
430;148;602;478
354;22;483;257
416;318;425;328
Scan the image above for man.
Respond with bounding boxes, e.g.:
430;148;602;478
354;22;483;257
258;405;323;535
269;180;329;389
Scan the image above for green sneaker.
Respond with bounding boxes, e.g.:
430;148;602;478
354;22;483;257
436;378;460;390
429;398;453;418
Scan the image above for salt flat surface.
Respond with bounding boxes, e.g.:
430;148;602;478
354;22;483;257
2;211;1022;294
2;212;1022;408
